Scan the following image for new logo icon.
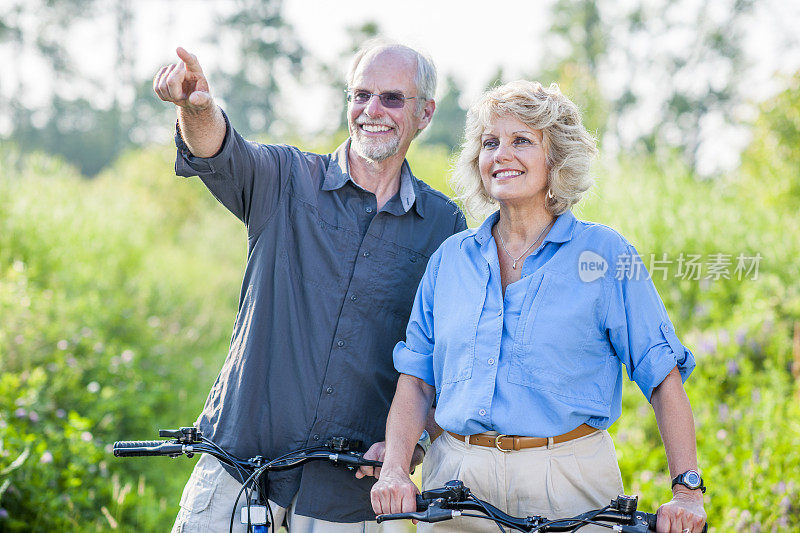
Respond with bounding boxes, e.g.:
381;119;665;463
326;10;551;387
578;251;608;282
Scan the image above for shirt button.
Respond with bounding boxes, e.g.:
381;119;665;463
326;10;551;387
350;294;358;301
487;358;494;365
479;409;486;416
366;206;373;213
497;309;502;316
363;251;370;258
410;256;417;263
313;434;320;441
337;339;345;347
326;386;334;394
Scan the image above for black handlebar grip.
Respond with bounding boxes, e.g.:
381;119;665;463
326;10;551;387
415;494;429;511
113;441;183;457
643;512;707;533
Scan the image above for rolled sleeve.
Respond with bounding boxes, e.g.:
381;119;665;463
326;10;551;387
393;342;435;386
605;244;696;401
392;248;442;387
174;110;235;178
173;109;291;234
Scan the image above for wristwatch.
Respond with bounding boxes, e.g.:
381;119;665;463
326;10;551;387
671;470;706;493
416;429;432;455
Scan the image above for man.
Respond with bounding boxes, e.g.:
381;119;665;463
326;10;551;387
153;39;466;532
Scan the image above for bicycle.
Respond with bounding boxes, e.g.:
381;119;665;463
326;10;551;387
376;479;708;533
113;426;382;533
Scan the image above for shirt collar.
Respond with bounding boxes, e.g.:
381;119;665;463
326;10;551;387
544;210;576;244
322;139;423;217
473;209;577;247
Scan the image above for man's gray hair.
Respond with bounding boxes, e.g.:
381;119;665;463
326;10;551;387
346;38;437;112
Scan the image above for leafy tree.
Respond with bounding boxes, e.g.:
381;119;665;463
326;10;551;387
549;0;605;77
545;0;759;174
422;75;466;152
211;0;304;138
740;71;800;210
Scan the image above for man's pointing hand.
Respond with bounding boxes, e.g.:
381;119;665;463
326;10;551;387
153;47;212;110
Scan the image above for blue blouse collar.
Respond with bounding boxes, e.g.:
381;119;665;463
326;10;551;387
473;209;577;247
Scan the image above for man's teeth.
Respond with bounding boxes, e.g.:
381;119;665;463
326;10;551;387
495;170;522;178
362;124;392;132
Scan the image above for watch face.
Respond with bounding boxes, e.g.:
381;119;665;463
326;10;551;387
684;471;701;488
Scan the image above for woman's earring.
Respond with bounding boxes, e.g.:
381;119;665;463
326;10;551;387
547;189;554;200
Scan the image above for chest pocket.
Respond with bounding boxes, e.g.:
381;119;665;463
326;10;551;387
282;194;353;292
507;271;613;404
433;259;486;385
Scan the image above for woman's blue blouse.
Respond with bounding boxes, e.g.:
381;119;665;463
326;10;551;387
393;210;695;437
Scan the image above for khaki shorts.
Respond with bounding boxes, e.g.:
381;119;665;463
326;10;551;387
171;454;409;533
419;429;624;533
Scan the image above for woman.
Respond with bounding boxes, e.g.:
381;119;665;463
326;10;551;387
369;81;707;533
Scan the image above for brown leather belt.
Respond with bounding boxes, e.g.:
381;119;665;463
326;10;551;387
447;424;597;452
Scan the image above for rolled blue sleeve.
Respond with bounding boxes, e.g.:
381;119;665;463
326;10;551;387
392;248;442;387
605;244;695;401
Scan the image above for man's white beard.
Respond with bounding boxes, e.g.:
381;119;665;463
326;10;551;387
350;116;402;162
351;133;401;162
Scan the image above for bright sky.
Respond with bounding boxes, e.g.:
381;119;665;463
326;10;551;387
4;0;800;168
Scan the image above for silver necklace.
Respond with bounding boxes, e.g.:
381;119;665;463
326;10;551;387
496;219;554;269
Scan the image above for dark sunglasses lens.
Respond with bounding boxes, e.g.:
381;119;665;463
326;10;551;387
351;91;372;104
379;92;406;108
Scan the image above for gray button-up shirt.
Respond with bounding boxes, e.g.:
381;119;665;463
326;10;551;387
174;112;467;522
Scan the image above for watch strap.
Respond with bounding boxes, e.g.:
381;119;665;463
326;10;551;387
671;470;706;493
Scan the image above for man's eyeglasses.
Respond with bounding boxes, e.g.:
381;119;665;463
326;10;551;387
345;90;418;109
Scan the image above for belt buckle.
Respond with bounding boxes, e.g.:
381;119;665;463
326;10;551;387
494;434;512;452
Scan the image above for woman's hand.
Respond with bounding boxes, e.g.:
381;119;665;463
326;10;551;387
370;466;419;516
656;490;706;533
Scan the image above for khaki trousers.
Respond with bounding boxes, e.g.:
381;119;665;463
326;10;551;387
171;454;408;533
419;430;624;533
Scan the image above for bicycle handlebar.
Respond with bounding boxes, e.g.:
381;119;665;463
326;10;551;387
113;427;385;533
377;481;707;533
112;431;382;471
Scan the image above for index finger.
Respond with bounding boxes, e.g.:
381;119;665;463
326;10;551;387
176;47;202;72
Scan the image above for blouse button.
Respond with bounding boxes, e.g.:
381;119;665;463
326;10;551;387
479;409;486;416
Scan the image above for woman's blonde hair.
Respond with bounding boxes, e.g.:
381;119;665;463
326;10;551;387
451;80;597;220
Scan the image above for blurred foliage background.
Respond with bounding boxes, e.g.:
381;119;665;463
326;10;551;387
1;0;799;531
